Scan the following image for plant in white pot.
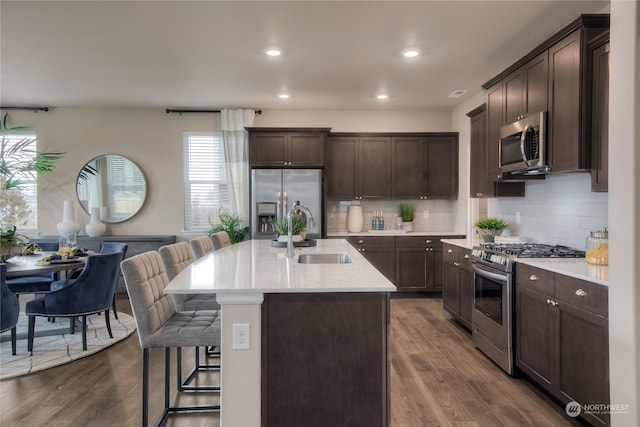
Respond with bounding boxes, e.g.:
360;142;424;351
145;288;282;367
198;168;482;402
273;215;306;242
474;217;509;242
398;204;415;232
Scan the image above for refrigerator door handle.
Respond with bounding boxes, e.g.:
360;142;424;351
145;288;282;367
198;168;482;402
283;192;288;219
276;191;281;221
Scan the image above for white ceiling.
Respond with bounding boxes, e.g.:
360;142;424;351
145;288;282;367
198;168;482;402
0;0;609;112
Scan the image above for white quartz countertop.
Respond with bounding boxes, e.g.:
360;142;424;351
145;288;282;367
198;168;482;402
327;231;466;237
516;258;609;287
164;239;396;295
440;238;481;250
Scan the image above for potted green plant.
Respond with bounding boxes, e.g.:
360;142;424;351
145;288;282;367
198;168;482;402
208;209;249;244
273;215;307;242
473;217;509;242
398;204;415;232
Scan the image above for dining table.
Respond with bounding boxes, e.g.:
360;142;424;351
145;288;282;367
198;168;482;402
5;251;86;279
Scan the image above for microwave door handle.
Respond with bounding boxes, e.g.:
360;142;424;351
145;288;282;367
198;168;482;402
520;123;533;167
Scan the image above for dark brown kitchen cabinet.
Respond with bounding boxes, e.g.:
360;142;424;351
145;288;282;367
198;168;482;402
262;292;389;427
325;135;391;199
467;104;524;198
503;51;549;124
590;36;609;192
482;14;609;176
391;135;458;200
248;128;328;168
395;236;464;292
347;236;395;283
442;243;473;329
515;263;609;427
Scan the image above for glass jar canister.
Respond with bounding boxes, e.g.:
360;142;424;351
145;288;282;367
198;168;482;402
585;228;609;265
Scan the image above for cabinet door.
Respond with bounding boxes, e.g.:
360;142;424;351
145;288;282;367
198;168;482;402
591;41;609;192
469;108;490;198
516;286;555;390
325;136;357;199
358;137;391;198
503;69;524;124
250;133;288;167
362;247;396;284
524;51;549;116
442;261;460;315
427;246;444;290
288;133;324;167
486;83;503;182
548;30;584;172
391;136;423;198
423;136;458;199
557;303;610;426
395;248;426;290
459;267;474;327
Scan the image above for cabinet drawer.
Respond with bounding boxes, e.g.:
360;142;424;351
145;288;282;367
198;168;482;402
443;244;457;263
443;245;471;268
396;236;439;248
346;236;395;249
516;264;555;295
555;274;608;317
460;248;472;270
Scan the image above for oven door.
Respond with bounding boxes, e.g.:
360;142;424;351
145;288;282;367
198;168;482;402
472;262;514;374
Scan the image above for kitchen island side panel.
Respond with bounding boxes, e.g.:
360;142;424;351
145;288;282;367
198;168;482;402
261;292;389;427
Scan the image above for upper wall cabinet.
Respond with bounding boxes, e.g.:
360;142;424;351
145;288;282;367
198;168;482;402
483;14;609;176
247;128;329;168
590;33;610;192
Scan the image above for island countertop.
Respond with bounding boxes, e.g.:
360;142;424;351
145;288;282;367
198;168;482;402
164;239;396;295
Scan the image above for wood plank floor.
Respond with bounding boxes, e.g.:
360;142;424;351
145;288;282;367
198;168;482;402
0;295;582;427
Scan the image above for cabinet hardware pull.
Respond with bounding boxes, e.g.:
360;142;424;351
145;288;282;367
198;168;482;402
361;248;366;252
358;240;364;244
477;193;484;196
426;240;432;243
463;254;470;259
553;301;559;307
453;262;460;267
575;289;587;297
547;299;551;304
530;274;538;281
447;249;453;253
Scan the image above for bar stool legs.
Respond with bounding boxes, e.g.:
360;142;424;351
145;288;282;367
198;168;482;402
177;346;221;392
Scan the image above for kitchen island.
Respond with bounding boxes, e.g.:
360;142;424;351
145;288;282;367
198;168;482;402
165;239;396;427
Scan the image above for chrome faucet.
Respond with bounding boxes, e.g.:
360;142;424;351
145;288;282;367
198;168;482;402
286;201;315;258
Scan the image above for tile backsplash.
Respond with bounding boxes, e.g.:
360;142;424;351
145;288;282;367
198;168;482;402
490;173;608;250
326;199;462;233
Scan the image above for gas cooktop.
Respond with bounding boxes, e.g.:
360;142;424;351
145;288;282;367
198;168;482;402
480;243;585;258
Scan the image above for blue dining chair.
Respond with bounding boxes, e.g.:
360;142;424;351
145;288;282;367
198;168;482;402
26;251;125;353
1;263;20;355
100;242;128;319
6;241;59;299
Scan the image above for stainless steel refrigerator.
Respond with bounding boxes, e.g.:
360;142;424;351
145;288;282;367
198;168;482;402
251;169;322;240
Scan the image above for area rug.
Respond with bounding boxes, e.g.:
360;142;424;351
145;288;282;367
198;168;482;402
0;312;136;380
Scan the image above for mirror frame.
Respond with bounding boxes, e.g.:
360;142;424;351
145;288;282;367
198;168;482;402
75;154;147;224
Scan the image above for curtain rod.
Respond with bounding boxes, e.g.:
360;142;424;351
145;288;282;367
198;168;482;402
166;108;262;115
0;106;49;112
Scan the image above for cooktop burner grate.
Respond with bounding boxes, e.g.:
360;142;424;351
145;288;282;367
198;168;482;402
479;243;585;258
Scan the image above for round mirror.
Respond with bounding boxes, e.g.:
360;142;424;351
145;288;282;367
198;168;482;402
76;154;147;223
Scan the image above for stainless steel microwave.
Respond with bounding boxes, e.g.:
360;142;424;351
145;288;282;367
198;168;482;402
499;112;547;175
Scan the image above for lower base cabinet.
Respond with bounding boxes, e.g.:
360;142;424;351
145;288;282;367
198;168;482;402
261;292;389;427
442;243;473;329
346;236;395;283
516;264;609;426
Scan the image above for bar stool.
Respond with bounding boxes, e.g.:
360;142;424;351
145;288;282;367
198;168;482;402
121;251;221;427
158;242;220;391
190;235;214;259
210;231;232;250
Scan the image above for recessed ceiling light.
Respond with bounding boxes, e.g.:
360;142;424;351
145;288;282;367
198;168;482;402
447;89;468;98
265;49;282;57
278;94;290;99
402;49;420;58
376;94;389;100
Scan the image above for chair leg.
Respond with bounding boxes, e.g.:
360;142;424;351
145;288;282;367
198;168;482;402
112;295;119;320
27;316;35;353
11;326;17;356
142;348;149;427
70;317;76;334
177;346;221;392
81;315;87;351
105;309;113;338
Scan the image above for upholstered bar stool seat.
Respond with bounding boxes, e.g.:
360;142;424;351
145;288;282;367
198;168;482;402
121;251;221;427
210;231;232;250
190;235;215;259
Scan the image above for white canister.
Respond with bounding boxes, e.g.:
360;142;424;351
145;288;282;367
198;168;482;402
347;205;363;233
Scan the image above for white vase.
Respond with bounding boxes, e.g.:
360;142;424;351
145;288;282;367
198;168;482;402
347;205;363;233
85;207;107;237
401;221;414;232
56;200;81;237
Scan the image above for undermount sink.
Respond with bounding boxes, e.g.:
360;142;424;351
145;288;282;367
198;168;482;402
297;253;353;264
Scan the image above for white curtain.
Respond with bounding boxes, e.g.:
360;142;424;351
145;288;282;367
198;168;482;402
221;109;255;225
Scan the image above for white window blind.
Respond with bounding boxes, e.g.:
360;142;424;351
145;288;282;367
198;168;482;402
2;132;38;230
183;133;230;231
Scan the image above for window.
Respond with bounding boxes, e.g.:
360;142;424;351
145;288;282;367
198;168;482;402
2;131;38;230
183;132;230;231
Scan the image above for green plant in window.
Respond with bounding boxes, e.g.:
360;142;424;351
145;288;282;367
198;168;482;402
273;215;306;236
208;208;249;244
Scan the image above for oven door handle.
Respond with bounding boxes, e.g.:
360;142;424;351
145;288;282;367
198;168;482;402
472;264;509;284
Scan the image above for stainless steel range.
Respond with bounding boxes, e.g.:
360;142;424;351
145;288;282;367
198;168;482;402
470;243;584;375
